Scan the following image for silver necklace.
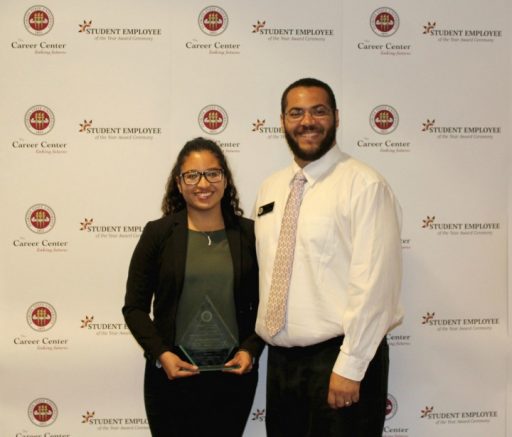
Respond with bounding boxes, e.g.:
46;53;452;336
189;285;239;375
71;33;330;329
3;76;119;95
201;232;212;246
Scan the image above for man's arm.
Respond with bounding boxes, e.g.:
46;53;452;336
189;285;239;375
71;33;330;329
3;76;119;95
329;181;402;405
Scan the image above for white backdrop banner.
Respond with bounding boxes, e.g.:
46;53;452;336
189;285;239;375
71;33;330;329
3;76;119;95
0;1;509;436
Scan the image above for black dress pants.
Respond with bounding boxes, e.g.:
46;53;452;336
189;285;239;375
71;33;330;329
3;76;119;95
266;337;389;437
144;360;258;437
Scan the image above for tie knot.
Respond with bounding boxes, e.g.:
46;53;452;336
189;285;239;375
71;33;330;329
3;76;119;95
293;170;307;184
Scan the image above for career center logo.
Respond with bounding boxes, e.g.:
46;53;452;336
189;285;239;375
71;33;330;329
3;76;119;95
385;393;398;420
198;6;228;36
24;6;54;36
28;398;58;427
27;302;57;331
370;7;399;37
370;105;399;134
198;105;228;134
25;105;55;135
25;204;56;234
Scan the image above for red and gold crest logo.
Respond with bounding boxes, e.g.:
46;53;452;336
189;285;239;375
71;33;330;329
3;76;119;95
24;6;54;35
25;105;55;135
198;105;228;134
198;6;228;36
370;8;399;37
370;105;399;134
27;302;57;331
28;398;58;426
25;204;56;234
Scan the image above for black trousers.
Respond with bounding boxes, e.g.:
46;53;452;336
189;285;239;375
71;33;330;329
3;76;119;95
266;337;389;437
144;360;258;437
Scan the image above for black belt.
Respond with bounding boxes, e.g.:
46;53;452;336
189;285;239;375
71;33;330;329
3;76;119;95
268;335;345;358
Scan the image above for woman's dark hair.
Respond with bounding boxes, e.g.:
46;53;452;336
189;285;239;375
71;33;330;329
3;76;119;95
161;137;243;218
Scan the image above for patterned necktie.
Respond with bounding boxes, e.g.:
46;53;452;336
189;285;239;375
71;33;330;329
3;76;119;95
266;170;307;337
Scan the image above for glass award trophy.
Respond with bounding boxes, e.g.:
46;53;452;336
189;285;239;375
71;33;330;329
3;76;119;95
178;295;239;371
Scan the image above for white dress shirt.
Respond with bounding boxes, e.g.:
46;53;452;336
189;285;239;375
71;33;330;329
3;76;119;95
254;145;403;381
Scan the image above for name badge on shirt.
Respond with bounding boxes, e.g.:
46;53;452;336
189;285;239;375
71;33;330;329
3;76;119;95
257;202;274;217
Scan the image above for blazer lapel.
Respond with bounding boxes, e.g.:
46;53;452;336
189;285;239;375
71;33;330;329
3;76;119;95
226;224;242;295
171;210;188;295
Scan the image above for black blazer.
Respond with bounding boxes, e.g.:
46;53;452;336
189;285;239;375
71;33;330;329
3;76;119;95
123;209;263;363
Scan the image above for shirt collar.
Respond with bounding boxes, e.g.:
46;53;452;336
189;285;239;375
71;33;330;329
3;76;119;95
290;145;343;186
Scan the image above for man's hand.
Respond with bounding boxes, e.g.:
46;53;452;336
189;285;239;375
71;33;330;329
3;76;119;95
159;351;199;380
223;350;253;375
327;372;360;409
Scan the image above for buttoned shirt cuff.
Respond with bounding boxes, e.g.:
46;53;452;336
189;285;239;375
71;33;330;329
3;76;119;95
332;350;370;382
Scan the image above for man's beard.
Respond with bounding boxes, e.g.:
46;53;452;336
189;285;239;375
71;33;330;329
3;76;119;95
284;122;337;163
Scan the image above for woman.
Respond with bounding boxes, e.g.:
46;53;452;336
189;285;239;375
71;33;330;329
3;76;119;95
123;137;263;437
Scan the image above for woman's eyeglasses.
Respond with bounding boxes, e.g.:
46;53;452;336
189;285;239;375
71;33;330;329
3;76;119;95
180;169;224;185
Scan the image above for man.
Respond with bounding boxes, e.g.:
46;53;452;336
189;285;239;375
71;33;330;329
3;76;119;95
254;78;403;436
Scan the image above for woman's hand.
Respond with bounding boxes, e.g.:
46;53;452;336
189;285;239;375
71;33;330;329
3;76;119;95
223;350;253;375
159;351;199;380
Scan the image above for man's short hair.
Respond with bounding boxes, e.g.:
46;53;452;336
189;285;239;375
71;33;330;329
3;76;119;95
281;78;337;114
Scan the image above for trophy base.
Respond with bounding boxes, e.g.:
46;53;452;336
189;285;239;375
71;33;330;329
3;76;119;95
197;364;241;372
178;345;240;372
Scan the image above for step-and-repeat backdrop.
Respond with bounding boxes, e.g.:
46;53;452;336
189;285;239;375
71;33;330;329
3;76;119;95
1;1;510;436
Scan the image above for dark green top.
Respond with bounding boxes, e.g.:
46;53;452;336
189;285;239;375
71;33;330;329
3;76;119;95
175;229;239;346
